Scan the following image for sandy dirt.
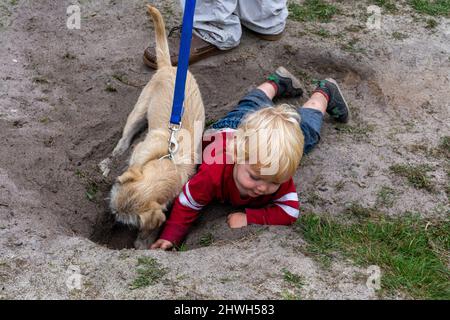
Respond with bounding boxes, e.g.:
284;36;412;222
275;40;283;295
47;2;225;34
0;0;449;299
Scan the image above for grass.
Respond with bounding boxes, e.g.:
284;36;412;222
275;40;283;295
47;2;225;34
282;268;305;288
425;18;439;28
32;77;50;84
199;232;214;247
392;31;409;40
288;0;338;23
373;0;398;13
334;123;374;138
39;117;50;124
112;73;128;84
445;165;450;201
409;0;450;16
438;136;450;157
129;257;167;290
305;192;325;207
281;268;305;300
345;203;379;220
85;182;98;201
295;213;450;299
389;163;434;192
376;186;397;208
175;243;188;251
334;180;346;192
312;27;331;38
105;84;117;92
340;38;366;54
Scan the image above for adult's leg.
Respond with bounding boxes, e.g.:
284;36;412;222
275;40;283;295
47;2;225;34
236;0;288;36
143;1;241;69
182;0;242;50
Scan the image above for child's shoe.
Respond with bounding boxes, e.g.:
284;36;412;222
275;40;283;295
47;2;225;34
267;67;303;98
313;78;350;123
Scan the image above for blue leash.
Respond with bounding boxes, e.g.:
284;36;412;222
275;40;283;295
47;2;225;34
168;0;197;158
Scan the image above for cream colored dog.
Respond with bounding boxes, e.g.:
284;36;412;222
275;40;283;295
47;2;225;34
109;5;205;236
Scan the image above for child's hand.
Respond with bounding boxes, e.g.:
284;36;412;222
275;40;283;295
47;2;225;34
227;212;248;228
150;239;174;250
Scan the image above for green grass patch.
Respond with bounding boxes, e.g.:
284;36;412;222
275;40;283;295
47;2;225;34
295;213;450;299
85;182;98;201
392;31;409;40
425;18;439;28
376;186;397;208
199;232;214;247
373;0;398;13
390;163;434;192
409;0;450;16
340;38;366;54
282;268;305;288
105;83;117;92
281;268;305;299
129;257;167;290
438;136;450;157
312;27;332;37
445;165;450;201
335;123;374;139
288;0;338;22
175;243;188;251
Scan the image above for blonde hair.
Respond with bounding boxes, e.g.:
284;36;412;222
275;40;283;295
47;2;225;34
233;104;304;183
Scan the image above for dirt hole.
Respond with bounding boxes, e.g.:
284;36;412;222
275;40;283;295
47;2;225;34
89;212;139;249
84;54;383;250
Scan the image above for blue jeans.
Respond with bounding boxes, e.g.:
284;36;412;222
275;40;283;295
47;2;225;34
211;89;323;154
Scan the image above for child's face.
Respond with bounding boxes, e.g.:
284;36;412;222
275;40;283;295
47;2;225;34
233;164;281;198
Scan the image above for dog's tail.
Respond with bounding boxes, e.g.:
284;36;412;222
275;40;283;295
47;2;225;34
146;5;171;69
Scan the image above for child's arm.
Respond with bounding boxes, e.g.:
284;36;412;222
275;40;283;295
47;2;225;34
156;164;216;246
245;178;300;225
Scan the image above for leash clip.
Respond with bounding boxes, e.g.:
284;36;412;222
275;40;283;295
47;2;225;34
168;123;182;159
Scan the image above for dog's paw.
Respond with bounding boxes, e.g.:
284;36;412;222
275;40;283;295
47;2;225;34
99;157;111;177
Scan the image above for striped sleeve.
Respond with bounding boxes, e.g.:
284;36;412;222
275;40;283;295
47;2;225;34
245;178;300;225
159;164;215;245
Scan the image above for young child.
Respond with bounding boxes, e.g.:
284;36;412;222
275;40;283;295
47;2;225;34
151;67;349;250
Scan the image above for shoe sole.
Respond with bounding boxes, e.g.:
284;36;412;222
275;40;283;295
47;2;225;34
243;26;284;41
276;66;302;91
325;78;350;123
143;54;158;69
253;32;283;41
143;46;225;69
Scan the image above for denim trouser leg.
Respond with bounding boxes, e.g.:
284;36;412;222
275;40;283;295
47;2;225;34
210;89;323;154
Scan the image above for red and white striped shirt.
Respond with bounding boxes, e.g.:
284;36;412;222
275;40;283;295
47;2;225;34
159;130;300;245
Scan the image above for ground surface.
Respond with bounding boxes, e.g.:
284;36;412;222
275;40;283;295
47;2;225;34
0;0;449;299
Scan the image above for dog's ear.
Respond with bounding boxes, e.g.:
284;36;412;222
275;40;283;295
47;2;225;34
117;165;142;184
139;201;166;230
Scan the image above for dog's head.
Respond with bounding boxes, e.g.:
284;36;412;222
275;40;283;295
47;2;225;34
110;158;183;231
